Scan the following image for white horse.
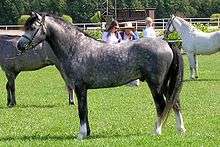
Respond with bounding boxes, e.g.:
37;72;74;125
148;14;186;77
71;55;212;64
164;15;220;79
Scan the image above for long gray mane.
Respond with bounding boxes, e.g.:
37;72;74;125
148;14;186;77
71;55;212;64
175;17;199;32
25;14;101;42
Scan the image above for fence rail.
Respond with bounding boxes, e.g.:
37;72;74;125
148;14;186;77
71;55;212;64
0;18;219;31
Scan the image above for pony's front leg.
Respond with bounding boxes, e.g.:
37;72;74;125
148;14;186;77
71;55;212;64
75;84;90;140
5;72;19;107
187;53;196;79
194;54;199;79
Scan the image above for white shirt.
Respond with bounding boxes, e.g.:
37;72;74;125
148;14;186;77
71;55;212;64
102;32;121;44
143;26;156;38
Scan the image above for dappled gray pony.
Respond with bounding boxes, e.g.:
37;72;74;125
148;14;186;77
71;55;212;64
0;35;74;107
17;12;186;139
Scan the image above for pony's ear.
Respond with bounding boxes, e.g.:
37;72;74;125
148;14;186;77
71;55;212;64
30;12;42;20
42;14;46;22
30;11;37;18
35;12;42;20
41;14;46;33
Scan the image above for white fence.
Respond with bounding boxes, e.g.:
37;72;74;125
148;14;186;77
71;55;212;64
0;18;219;31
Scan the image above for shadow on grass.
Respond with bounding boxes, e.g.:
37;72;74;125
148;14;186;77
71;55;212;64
0;132;151;142
88;132;151;140
184;78;220;82
0;135;75;142
0;104;69;110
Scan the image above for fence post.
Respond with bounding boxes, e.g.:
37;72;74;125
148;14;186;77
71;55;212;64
189;18;192;23
135;21;138;30
218;18;220;28
163;19;165;30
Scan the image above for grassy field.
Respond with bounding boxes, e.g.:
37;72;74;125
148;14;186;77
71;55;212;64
0;53;219;146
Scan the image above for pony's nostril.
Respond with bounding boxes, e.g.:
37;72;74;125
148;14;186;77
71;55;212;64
17;42;21;50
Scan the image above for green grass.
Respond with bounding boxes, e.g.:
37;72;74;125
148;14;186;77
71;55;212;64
0;53;219;146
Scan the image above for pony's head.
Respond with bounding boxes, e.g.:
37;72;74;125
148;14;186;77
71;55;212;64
17;12;47;52
164;15;176;39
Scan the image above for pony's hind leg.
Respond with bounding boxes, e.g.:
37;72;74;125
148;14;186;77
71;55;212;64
173;99;186;133
187;53;196;79
149;86;166;135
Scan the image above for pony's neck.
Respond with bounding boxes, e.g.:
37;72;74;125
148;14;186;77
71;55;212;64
45;18;84;59
173;17;195;37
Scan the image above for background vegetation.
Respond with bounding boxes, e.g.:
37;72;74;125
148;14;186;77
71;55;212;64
0;53;219;146
0;0;220;24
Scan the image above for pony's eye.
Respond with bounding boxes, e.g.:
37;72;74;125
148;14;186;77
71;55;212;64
30;26;34;31
30;25;37;31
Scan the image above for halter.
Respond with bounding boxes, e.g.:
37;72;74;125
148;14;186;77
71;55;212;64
21;20;45;50
164;16;176;40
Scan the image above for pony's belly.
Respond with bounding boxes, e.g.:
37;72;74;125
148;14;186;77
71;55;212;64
85;72;141;89
197;48;220;55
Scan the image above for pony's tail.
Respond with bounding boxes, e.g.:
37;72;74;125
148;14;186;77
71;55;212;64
160;46;184;125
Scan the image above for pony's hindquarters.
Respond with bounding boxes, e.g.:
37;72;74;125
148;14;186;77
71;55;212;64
160;46;185;134
146;45;185;135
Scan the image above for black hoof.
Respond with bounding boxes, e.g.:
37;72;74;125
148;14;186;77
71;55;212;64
69;101;74;105
195;76;198;79
7;103;16;108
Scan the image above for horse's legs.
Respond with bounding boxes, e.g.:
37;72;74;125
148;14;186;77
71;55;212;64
5;72;19;107
55;65;75;105
75;84;90;140
68;85;74;105
173;99;186;133
148;85;166;135
187;53;196;79
194;54;199;79
6;81;11;106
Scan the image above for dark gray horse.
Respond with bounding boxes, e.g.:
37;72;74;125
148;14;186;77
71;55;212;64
0;35;74;107
17;12;186;139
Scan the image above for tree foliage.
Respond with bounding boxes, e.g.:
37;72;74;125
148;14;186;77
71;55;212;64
0;0;220;24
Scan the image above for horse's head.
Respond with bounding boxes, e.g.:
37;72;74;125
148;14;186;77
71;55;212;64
17;12;47;52
164;15;176;39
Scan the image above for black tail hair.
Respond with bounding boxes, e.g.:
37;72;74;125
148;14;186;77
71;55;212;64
160;46;184;125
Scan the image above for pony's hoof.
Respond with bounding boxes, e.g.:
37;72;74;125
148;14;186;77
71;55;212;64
190;77;196;80
69;101;74;105
7;103;16;108
77;133;89;140
195;76;198;79
77;133;88;140
177;127;186;134
154;128;162;136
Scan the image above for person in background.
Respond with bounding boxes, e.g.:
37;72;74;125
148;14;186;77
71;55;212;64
102;20;122;44
120;22;139;41
143;17;156;38
120;22;140;86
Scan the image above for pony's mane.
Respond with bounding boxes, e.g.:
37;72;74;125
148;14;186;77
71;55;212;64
24;13;62;31
176;17;197;30
24;15;37;31
25;13;102;41
50;16;102;41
